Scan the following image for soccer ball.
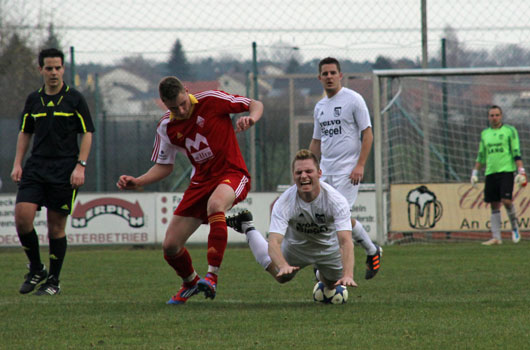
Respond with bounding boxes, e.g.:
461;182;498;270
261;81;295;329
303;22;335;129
312;282;348;304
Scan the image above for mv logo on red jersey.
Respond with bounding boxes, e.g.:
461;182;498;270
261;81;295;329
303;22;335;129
185;133;213;163
71;197;145;228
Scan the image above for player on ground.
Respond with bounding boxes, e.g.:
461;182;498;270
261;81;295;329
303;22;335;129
471;105;525;245
117;76;263;304
309;57;382;280
11;48;94;295
226;149;357;290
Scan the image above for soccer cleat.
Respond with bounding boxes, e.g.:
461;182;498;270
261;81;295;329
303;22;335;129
34;278;60;296
197;272;217;299
512;228;521;243
167;276;200;305
19;264;48;294
482;238;502;246
365;245;382;280
226;210;255;234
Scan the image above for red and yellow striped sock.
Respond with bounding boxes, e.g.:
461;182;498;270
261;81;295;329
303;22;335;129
206;212;228;268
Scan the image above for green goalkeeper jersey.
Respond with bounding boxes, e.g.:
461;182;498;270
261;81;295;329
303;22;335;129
476;124;521;176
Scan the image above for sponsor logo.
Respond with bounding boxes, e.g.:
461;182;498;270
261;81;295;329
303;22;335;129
295;222;328;234
406;186;443;229
185;133;214;163
71;197;145;228
197;116;205;128
315;213;326;224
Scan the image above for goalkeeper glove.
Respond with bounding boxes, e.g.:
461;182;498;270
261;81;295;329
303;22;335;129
515;167;527;188
470;169;479;187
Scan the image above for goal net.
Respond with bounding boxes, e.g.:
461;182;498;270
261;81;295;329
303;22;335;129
372;67;530;244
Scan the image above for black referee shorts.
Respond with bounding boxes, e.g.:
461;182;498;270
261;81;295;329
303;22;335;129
484;172;514;203
16;156;78;214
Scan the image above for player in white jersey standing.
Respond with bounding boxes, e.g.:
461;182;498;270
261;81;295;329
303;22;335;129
226;149;357;289
309;57;382;280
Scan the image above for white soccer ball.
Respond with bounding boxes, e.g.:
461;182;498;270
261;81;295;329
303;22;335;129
312;282;348;304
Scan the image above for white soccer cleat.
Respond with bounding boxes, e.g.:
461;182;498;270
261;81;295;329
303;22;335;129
481;238;502;246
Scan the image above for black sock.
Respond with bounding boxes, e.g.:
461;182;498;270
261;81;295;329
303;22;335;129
48;236;67;282
18;229;43;271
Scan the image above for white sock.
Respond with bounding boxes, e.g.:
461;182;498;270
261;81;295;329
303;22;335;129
506;205;519;230
491;210;502;240
352;222;377;255
183;271;198;282
207;265;220;275
246;229;272;269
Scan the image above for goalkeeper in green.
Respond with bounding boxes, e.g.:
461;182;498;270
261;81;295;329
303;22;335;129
471;105;525;245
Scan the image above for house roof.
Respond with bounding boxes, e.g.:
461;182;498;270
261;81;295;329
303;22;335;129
182;81;220;93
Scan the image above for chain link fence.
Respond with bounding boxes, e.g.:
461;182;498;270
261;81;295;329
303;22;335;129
1;0;530;193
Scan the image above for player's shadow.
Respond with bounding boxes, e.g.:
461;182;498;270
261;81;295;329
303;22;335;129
189;300;321;310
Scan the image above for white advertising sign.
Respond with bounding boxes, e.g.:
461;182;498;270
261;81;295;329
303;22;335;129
1;190;378;247
352;190;378;242
156;192;278;243
0;193;156;247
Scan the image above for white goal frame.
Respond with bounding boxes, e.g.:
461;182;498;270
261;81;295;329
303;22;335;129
372;66;530;244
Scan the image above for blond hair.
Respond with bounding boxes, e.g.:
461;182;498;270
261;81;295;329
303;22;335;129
292;149;320;171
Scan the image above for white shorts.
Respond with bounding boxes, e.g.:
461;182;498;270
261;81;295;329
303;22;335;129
321;174;359;208
281;240;343;282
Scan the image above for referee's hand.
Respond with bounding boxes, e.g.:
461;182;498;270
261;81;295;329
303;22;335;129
71;166;85;189
11;165;23;183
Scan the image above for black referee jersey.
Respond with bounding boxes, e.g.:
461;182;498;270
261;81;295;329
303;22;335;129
19;83;95;157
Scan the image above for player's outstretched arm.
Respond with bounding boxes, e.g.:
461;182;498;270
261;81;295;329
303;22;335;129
235;99;263;133
268;232;299;281
117;163;173;190
337;230;357;287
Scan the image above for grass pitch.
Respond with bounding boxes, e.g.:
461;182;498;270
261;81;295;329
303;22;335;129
1;242;529;349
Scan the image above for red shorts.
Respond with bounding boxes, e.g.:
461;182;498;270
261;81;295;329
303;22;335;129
174;172;251;222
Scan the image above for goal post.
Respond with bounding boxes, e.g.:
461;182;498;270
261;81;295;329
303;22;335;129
372;67;530;244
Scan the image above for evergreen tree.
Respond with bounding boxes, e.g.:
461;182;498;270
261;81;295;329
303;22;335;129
41;23;61;50
167;39;194;80
0;33;40;119
285;57;301;74
372;56;393;69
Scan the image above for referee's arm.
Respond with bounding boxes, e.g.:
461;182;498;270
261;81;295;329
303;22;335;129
11;132;32;183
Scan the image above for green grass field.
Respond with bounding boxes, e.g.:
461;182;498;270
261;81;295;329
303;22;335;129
1;242;529;350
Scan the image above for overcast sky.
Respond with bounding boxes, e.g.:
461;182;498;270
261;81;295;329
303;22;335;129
5;0;530;65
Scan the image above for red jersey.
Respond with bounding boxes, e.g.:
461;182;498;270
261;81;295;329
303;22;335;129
151;90;251;183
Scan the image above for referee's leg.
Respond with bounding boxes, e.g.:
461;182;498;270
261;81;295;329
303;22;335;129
15;202;47;294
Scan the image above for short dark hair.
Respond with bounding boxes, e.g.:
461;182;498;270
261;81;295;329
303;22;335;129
488;105;503;115
318;57;341;73
38;48;64;67
292;149;320;172
159;76;186;101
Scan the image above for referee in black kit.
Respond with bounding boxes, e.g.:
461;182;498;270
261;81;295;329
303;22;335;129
10;48;94;295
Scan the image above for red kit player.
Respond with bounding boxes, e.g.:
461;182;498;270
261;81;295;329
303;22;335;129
117;76;263;304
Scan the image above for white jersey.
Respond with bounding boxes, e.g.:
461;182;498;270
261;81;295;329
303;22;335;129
269;181;352;256
312;87;372;175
